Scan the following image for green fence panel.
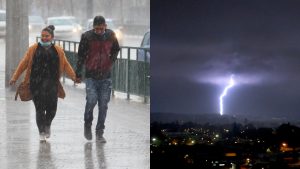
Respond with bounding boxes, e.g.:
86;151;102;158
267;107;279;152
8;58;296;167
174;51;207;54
112;58;127;93
36;37;150;100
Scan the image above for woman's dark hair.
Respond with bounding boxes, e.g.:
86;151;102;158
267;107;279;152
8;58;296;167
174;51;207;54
42;25;55;37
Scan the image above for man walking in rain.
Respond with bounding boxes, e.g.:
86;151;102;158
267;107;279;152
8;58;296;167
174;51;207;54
76;16;120;142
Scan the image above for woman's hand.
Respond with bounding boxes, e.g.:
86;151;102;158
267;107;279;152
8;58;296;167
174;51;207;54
9;79;16;85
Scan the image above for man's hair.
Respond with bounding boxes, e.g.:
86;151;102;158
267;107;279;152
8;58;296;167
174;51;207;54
93;15;106;26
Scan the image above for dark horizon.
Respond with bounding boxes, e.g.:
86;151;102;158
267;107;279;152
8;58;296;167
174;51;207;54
151;0;300;119
150;111;300;127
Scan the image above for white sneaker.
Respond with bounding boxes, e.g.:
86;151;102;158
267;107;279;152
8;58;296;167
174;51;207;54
40;132;46;142
45;126;51;138
45;133;50;138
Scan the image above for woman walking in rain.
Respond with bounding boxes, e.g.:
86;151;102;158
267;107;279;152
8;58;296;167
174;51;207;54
9;25;78;141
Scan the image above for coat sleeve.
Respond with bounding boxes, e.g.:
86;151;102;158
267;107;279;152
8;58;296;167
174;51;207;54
110;30;120;62
10;47;32;81
76;33;88;78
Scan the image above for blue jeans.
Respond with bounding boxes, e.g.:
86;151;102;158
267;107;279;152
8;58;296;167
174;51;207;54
84;78;112;131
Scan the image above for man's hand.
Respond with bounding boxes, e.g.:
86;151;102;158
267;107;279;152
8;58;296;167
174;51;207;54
75;77;82;84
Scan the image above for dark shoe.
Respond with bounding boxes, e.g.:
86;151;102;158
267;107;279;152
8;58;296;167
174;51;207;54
84;125;92;140
45;126;51;138
96;130;106;143
96;136;106;143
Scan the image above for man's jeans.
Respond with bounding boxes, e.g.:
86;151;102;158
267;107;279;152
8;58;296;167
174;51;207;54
84;78;112;131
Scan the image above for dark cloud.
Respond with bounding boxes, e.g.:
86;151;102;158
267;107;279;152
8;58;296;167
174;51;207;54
151;0;300;118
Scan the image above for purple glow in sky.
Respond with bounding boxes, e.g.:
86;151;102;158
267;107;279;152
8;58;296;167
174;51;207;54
151;0;300;119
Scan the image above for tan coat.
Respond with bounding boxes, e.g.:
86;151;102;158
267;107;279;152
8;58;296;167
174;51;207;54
11;43;76;99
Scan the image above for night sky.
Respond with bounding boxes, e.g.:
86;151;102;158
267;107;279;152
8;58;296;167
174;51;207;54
151;0;300;119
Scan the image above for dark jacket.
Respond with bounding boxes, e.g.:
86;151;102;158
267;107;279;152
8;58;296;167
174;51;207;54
76;29;120;79
30;44;59;96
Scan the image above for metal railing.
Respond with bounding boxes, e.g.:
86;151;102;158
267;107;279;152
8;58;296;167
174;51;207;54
36;37;150;103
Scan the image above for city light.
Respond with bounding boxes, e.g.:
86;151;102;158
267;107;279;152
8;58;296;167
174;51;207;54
151;121;300;167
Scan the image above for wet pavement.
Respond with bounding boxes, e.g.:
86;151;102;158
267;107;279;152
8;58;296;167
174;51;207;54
0;39;150;169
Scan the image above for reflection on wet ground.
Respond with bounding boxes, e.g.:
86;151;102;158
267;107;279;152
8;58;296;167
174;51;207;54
84;142;107;169
37;142;56;169
0;84;149;169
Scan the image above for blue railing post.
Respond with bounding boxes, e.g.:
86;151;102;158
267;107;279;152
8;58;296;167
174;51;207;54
143;49;147;103
73;42;76;86
127;48;131;100
62;41;66;83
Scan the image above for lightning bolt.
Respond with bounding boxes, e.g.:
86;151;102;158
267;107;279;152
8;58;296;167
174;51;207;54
219;75;235;116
